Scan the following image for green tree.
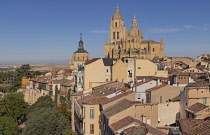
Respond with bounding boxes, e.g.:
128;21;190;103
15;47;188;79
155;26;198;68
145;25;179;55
22;95;70;135
22;107;68;135
54;85;59;104
11;64;31;91
0;116;19;135
29;95;54;111
63;129;77;135
0;93;29;123
67;89;71;101
0;93;29;135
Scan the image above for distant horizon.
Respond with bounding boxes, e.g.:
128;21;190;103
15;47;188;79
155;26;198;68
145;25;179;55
1;0;210;64
0;54;205;65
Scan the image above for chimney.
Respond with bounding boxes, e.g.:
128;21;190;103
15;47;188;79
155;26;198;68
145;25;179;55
156;79;160;86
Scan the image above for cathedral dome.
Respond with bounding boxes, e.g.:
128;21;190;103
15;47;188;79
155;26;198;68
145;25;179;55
128;27;142;37
128;14;143;37
74;34;88;53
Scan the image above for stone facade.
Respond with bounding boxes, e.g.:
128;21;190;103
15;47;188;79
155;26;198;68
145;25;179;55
104;5;164;60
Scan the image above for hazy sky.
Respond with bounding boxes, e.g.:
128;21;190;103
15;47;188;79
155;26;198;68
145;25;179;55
0;0;210;64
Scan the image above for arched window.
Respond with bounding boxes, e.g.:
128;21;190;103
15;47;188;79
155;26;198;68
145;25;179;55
117;32;119;39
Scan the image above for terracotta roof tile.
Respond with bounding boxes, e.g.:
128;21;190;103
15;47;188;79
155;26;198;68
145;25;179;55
146;84;167;92
123;126;146;135
186;118;210;135
144;123;167;135
136;76;169;81
133;80;153;87
109;116;143;132
185;102;209;114
71;91;83;96
103;99;135;118
85;58;100;65
179;119;204;134
109;116;166;135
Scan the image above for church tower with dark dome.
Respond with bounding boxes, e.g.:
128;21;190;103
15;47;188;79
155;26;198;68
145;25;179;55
70;33;89;69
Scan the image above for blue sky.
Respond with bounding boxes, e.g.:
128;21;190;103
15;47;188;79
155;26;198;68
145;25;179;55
0;0;210;64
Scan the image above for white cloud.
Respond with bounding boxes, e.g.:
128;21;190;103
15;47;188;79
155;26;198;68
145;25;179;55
184;25;195;29
183;24;209;31
150;28;180;33
88;30;109;34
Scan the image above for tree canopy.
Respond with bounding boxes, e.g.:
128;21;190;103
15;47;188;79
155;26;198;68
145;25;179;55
0;93;29;135
0;93;29;123
22;107;68;135
22;95;76;135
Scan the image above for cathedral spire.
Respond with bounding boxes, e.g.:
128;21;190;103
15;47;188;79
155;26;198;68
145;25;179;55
116;4;119;12
132;13;137;28
80;33;82;40
75;33;86;53
112;5;122;19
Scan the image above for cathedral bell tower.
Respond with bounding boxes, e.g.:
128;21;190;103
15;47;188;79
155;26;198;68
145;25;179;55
69;33;89;70
110;5;126;44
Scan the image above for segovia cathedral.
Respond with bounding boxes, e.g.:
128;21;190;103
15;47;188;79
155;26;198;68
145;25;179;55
104;5;164;60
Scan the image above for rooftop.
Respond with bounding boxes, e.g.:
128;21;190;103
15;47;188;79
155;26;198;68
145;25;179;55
185;102;209;114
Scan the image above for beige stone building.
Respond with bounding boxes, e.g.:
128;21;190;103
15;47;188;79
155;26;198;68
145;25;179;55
71;81;134;135
146;84;183;104
101;99;159;135
70;34;89;70
84;58;116;90
135;59;168;78
185;102;210;119
104;5;164;60
180;82;210;118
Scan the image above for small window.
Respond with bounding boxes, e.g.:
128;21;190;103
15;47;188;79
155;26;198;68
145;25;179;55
153;48;155;52
203;98;207;104
201;91;203;93
126;59;128;63
160;96;162;103
138;67;141;69
113;32;115;39
90;108;94;118
137;94;141;99
90;124;94;134
106;69;108;72
115;22;117;27
117;32;119;39
106;79;108;81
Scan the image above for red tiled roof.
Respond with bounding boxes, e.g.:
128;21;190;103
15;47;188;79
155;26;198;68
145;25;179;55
136;76;169;81
85;58;100;65
71;91;83;96
187;118;210;135
185;102;209;114
133;80;153;87
109;116;143;132
109;116;167;135
101;91;133;105
123;126;146;135
146;83;167;92
179;119;204;134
